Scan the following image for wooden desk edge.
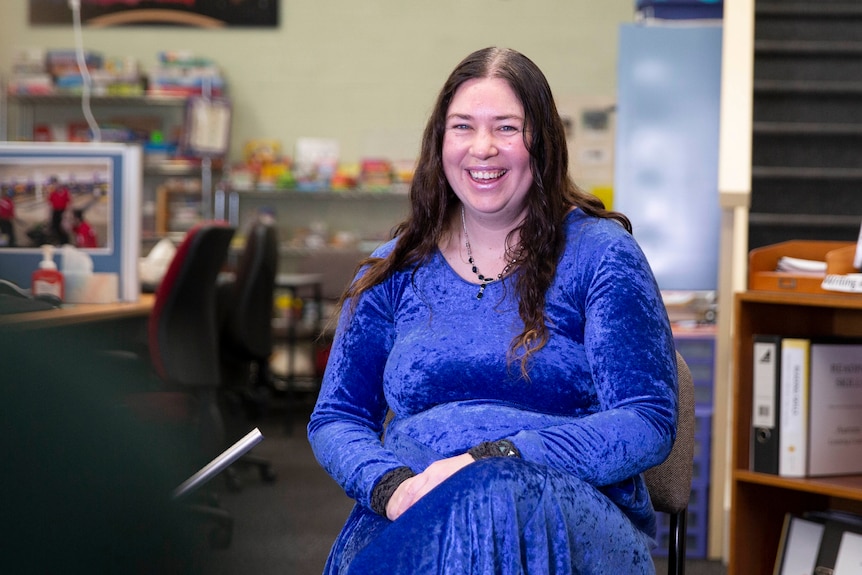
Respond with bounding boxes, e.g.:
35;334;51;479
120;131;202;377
0;293;155;330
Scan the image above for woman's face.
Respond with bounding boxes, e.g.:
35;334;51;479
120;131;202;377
442;77;533;226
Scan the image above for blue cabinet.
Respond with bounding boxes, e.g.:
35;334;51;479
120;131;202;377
653;329;715;559
636;0;723;19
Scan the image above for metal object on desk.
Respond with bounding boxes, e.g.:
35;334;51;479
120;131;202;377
173;428;264;500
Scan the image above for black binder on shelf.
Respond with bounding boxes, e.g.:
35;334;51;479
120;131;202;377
807;510;862;575
752;334;782;474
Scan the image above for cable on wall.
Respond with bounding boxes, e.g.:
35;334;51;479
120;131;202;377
69;0;102;142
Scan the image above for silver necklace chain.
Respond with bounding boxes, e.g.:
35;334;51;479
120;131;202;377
460;205;520;300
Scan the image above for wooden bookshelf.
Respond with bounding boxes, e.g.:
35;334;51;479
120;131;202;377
728;291;862;574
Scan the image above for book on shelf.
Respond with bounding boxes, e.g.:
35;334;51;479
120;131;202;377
751;336;862;478
773;513;825;575
807;510;862;575
832;531;862;574
808;339;862;477
774;510;862;575
779;338;811;478
752;334;782;474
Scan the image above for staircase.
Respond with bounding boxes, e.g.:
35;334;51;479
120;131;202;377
750;1;862;249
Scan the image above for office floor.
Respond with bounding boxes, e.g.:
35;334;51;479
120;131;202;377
201;402;728;575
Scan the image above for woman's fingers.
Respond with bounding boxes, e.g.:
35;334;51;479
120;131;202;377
385;453;475;520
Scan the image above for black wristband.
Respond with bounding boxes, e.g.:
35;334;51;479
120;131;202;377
468;439;521;460
370;466;416;517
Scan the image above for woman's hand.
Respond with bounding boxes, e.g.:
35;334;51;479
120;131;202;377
385;452;474;521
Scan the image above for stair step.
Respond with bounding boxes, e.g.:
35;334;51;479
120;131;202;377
750;0;862;249
752;166;862;180
754;79;862;94
756;40;862;55
753;122;862;135
757;3;862;18
748;213;861;228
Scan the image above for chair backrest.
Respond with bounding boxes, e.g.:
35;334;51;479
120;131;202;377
220;220;279;361
643;351;695;575
149;222;235;387
645;351;696;513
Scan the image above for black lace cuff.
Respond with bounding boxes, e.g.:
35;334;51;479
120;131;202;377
370;466;416;517
468;439;521;460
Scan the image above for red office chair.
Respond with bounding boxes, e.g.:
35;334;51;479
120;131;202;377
147;221;237;548
218;219;279;488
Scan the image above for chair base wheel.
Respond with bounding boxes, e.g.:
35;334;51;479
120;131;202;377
259;464;277;482
208;525;233;549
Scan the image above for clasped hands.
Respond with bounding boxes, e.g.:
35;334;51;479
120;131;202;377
385;452;475;521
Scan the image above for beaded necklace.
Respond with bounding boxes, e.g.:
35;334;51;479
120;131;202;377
460;205;520;299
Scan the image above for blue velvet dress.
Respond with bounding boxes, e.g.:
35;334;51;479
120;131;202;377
307;209;678;574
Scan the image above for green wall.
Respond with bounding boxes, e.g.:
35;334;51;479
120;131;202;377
1;1;634;163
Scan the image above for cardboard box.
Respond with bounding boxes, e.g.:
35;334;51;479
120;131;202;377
64;272;119;304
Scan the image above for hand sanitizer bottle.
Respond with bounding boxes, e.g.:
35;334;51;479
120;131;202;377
32;244;64;302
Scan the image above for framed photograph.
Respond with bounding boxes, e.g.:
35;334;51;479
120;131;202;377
0;142;141;301
29;0;279;28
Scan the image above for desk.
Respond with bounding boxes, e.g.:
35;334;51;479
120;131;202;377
1;288;208;569
0;293;155;331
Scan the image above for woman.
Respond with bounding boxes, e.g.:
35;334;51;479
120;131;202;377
308;47;677;574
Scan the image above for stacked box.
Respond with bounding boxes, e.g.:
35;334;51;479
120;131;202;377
675;335;715;408
636;0;723;20
653;409;712;559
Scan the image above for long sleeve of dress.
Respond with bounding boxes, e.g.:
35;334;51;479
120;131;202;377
307;272;403;511
509;228;678;488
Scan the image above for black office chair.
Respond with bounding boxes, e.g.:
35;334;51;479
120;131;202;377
147;221;237;548
644;351;696;575
218;219;279;489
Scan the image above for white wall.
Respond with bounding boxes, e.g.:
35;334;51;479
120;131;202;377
1;1;634;163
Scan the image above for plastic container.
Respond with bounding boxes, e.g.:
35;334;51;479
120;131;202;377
31;244;64;301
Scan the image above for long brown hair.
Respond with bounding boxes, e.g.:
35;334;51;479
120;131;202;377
340;47;631;374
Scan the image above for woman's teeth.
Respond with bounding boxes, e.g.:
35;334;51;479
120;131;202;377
469;170;506;181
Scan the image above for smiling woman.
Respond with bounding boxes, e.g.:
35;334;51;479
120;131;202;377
307;46;678;575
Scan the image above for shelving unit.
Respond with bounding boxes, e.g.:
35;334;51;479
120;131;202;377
270;273;325;393
750;2;862;249
222;187;410;298
2;92;222;245
728;290;862;574
154;181;207;239
222;188;409;242
4;93;188;139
